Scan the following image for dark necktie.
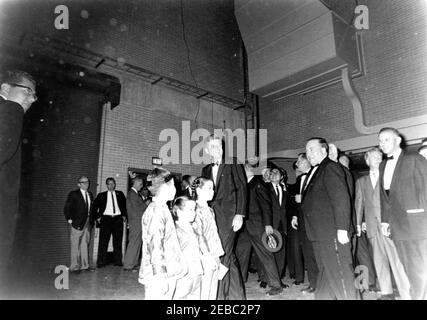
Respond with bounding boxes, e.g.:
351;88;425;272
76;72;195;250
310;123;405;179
111;192;116;213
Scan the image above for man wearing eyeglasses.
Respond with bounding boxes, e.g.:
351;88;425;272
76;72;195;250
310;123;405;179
0;69;37;280
64;176;94;273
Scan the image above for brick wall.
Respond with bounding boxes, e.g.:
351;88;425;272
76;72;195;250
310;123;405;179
96;75;245;194
260;0;427;154
0;0;244;101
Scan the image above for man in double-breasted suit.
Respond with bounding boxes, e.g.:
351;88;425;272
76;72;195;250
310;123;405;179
301;138;357;300
123;176;148;270
64;176;94;272
355;146;410;300
378;127;427;300
201;134;247;300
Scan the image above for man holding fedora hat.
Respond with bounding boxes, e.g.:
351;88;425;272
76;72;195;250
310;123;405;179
236;162;284;296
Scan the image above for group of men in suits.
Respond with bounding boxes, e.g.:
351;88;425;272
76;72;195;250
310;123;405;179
0;70;37;284
289;129;427;300
64;176;150;273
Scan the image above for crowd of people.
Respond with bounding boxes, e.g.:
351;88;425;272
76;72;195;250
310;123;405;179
63;130;427;300
1;70;427;300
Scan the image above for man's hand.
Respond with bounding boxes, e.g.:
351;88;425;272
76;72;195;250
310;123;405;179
265;225;274;236
361;222;367;233
291;216;298;230
337;229;349;244
356;225;361;237
232;215;244;232
381;223;391;237
67;219;72;224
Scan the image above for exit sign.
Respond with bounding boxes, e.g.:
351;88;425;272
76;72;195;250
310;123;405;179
152;157;162;166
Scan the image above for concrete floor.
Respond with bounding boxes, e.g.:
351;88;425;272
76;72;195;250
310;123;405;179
0;265;379;300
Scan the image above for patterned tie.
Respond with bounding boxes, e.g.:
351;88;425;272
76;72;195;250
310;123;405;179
85;192;89;215
275;185;281;206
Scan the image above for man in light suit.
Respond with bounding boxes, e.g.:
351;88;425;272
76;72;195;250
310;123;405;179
301;138;357;300
0;70;37;280
355;147;410;300
123;177;147;271
378;127;427;300
92;177;127;267
201;134;247;300
64;176;94;273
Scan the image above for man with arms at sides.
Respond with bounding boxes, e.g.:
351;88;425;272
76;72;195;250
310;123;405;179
0;70;37;281
291;153;318;294
201;134;247;300
123;176;148;271
267;168;292;285
355;147;410;300
64;176;94;273
378;127;427;300
301;138;357;300
92;177;127;267
236;162;284;296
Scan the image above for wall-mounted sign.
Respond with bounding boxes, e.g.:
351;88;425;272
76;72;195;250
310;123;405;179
152;157;162;166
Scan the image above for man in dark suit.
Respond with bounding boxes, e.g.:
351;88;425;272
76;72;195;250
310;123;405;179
355;147;410;300
123;176;147;271
301;137;357;300
291;153;318;293
201;134;247;300
179;175;196;199
236;163;284;296
267;168;291;282
64;176;94;273
378;127;427;300
0;70;37;279
92;177;127;267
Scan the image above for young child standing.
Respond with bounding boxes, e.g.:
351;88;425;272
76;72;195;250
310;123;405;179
138;168;187;300
172;196;204;300
193;177;225;300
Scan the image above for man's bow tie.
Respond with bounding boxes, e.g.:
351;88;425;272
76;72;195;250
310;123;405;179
386;155;394;160
212;162;219;166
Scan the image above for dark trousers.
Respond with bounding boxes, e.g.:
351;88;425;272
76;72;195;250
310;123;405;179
236;221;282;289
312;239;357;300
217;228;246;300
288;225;304;281
394;239;427;300
97;215;123;266
352;232;376;287
300;229;319;288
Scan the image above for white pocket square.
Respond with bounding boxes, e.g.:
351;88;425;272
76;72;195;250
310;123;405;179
406;209;425;214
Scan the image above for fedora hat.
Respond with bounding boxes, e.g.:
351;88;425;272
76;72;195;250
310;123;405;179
261;229;283;253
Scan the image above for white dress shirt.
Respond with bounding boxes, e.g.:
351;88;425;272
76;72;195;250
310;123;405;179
212;159;221;185
104;191;121;216
80;189;91;214
383;148;402;190
272;182;282;206
370;170;379;189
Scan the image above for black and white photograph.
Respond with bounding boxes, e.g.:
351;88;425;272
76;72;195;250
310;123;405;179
0;0;427;305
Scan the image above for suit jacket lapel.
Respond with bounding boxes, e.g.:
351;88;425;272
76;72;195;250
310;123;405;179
216;163;225;188
302;161;323;200
390;151;404;192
